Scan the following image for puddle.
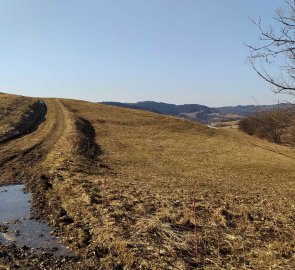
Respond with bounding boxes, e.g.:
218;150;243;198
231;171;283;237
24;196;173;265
0;185;70;255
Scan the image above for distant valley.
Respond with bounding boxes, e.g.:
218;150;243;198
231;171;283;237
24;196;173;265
101;101;292;125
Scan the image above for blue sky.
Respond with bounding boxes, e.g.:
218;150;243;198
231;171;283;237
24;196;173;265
0;0;288;106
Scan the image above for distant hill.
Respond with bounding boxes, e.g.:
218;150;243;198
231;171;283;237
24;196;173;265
101;101;216;114
215;104;293;116
101;101;294;124
100;102;159;113
101;101;219;123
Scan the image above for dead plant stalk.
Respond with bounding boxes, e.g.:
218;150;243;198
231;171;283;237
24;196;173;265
192;187;198;259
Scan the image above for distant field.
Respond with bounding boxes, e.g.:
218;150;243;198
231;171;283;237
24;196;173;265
0;93;295;269
212;120;240;129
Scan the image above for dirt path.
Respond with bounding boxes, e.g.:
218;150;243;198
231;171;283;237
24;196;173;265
0;99;67;185
0;98;108;269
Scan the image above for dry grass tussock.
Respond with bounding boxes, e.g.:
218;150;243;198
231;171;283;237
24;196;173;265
54;99;295;269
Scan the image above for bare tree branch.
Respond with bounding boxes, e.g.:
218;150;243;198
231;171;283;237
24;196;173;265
248;1;295;94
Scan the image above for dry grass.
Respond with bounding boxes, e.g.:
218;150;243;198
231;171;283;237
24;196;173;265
57;99;295;269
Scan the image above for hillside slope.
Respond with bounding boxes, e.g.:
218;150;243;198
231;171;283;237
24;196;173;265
0;93;295;269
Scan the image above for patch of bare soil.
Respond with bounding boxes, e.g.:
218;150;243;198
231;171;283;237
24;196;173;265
0;244;82;270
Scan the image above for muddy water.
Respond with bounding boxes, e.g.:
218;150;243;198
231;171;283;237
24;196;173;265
0;185;69;255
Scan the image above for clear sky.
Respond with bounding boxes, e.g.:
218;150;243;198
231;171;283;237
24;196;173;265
0;0;289;106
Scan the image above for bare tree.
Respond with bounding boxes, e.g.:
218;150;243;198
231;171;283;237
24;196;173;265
238;109;290;144
247;0;295;95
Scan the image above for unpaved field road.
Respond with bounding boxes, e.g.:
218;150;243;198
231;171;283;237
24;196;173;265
0;96;103;269
0;98;87;269
0;99;66;185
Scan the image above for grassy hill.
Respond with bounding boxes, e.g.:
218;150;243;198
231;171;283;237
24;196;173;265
1;93;295;269
68;99;295;269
